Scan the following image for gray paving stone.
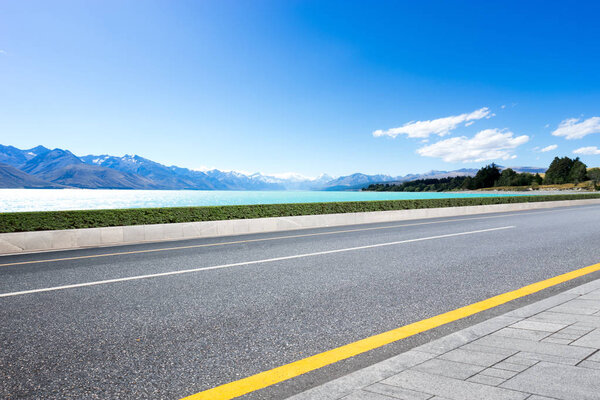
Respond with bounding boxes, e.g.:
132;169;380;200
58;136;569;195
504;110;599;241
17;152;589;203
438;348;509;367
382;370;528;400
580;290;600;300
515;351;580;365
342;389;399;400
501;361;600;399
570;328;600;348
563;280;600;296
528;311;600;327
578;360;600;370
459;343;518;357
572;322;600;330
550;299;600;315
560;326;594;336
287;361;401;400
547;332;580;340
492;361;531;372
571;322;599;333
467;373;506;386
504;293;577;318
587;350;600;362
413;331;481;355
552;305;600;315
540;337;572;345
480;367;518;379
525;396;557;400
473;335;595;360
464;315;524;337
413;316;521;355
509;320;568;333
364;383;433;400
413;358;484;380
493;327;551;341
373;350;438;373
502;355;539;367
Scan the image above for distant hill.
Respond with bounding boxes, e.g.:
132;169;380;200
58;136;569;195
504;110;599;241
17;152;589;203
21;148;84;176
0;144;49;167
39;164;159;189
17;149;158;189
81;154;219;190
321;173;396;191
0;144;548;191
0;163;64;188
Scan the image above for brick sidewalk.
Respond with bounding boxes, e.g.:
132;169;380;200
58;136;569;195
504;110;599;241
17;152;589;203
289;279;600;400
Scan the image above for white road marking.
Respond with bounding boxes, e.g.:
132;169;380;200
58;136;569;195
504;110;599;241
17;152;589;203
0;226;514;298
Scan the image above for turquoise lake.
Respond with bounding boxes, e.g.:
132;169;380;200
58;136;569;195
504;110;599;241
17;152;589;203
0;189;535;212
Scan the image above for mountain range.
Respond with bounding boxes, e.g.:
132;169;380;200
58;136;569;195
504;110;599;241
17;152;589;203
0;144;546;191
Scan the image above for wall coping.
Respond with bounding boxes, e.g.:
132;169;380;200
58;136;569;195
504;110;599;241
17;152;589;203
1;198;599;255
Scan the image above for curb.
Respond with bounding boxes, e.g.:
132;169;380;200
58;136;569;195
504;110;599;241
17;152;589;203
1;198;599;255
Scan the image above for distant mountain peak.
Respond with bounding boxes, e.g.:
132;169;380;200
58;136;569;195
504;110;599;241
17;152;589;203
0;144;538;191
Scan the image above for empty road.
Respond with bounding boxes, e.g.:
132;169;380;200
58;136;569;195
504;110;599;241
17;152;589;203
2;204;600;399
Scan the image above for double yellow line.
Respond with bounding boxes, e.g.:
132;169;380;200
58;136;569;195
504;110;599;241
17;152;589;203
182;261;600;400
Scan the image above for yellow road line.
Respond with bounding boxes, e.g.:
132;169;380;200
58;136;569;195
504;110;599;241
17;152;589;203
0;206;588;268
181;261;600;400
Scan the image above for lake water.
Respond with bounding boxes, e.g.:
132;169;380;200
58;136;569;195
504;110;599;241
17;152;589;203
0;189;532;212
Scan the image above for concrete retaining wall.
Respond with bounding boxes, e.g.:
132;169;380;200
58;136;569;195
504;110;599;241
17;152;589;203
1;198;599;255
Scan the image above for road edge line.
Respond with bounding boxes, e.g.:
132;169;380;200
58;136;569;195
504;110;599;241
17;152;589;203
181;261;600;400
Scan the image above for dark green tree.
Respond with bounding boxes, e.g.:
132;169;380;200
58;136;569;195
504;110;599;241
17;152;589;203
473;163;501;188
588;168;600;189
534;173;543;185
461;176;475;190
568;158;588;183
496;168;517;186
544;157;574;184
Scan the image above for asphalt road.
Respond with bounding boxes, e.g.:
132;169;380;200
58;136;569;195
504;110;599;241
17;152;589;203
2;204;600;399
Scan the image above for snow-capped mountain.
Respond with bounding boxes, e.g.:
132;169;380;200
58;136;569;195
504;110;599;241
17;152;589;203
0;144;539;190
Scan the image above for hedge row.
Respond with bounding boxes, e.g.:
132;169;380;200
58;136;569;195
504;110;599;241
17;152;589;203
1;193;599;233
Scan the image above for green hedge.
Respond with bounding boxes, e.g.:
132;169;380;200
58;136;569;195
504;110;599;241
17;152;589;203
1;193;599;233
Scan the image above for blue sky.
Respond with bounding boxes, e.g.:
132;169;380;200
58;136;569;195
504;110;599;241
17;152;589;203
1;0;599;177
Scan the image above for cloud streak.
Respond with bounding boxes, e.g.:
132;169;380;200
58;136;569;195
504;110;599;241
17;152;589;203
416;129;529;163
552;117;600;139
540;144;558;152
573;146;600;155
373;107;492;139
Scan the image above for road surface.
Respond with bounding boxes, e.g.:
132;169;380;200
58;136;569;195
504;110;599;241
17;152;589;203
1;204;600;399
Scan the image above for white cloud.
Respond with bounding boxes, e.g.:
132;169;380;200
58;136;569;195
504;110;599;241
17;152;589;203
0;50;6;55
373;107;492;139
540;144;558;152
501;105;506;109
552;117;600;139
573;146;600;155
416;129;529;163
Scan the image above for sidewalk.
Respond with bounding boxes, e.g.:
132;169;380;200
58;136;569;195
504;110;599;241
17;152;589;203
289;279;600;400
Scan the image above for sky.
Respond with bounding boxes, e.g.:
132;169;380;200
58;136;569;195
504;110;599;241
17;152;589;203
1;0;599;178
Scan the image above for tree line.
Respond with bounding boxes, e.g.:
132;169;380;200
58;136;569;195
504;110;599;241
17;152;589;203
365;156;599;192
